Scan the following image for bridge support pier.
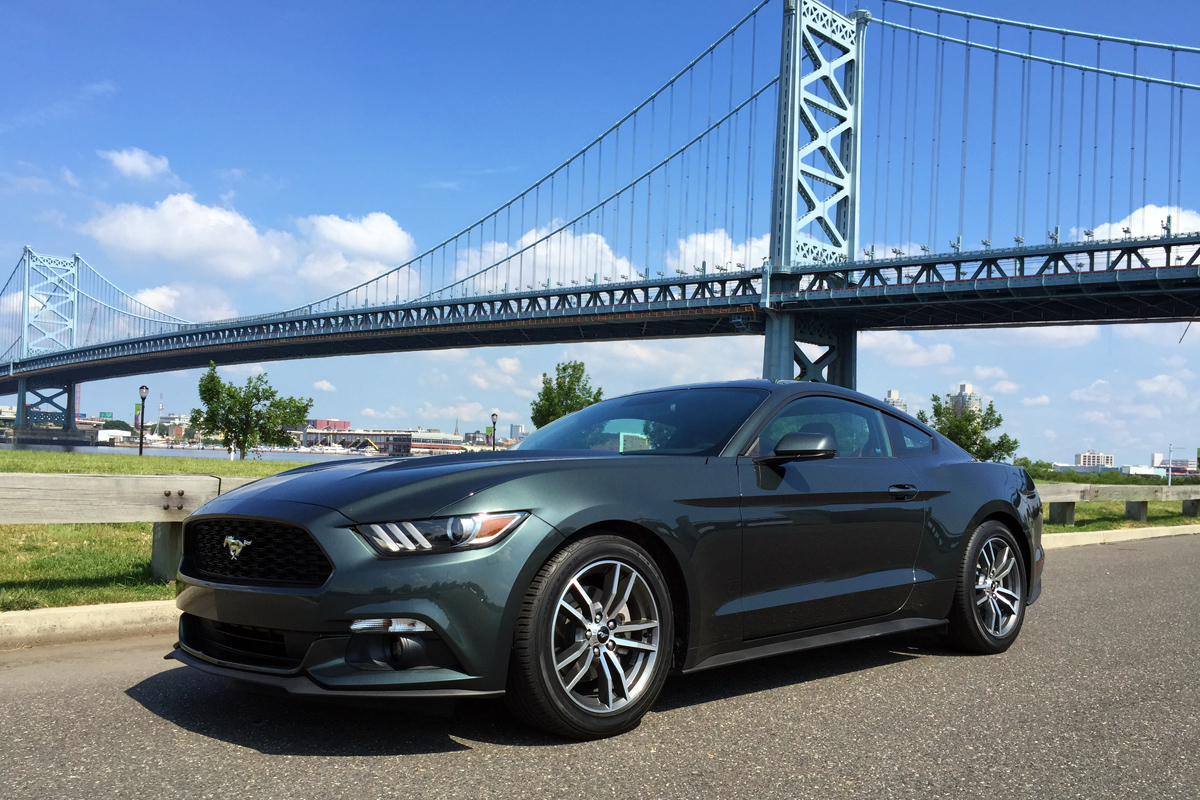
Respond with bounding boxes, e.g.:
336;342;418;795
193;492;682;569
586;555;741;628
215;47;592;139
761;311;857;389
14;378;77;429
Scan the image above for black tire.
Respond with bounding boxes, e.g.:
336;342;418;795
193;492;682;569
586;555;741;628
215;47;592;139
506;534;674;739
945;520;1028;654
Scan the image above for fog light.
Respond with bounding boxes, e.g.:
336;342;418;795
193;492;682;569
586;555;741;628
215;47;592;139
349;617;433;634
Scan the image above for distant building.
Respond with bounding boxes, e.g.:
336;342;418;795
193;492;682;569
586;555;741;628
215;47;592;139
950;383;983;414
1122;465;1167;478
883;390;907;413
510;423;526;440
1151;452;1164;467
308;419;352;431
298;425;463;457
1075;450;1114;468
158;412;190;426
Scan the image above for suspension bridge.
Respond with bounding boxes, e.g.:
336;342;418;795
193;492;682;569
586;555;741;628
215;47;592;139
3;0;1199;427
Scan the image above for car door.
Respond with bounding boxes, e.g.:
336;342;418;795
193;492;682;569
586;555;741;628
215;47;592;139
738;395;925;639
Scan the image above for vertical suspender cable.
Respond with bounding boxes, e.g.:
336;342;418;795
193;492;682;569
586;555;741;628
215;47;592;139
1108;74;1117;239
647;95;656;274
665;86;674;274
1055;35;1066;236
871;1;889;250
745;15;757;258
1168;51;1177;214
987;24;1000;243
1129;46;1138;226
957;19;972;243
1045;52;1056;239
907;31;921;248
1091;42;1101;231
927;15;943;251
1076;65;1086;238
1141;79;1150;234
725;32;736;268
897;8;915;252
1021;29;1033;239
883;21;899;250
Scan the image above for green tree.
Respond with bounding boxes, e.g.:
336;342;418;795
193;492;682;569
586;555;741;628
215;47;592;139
189;362;313;460
916;393;1019;462
530;360;603;428
101;419;136;433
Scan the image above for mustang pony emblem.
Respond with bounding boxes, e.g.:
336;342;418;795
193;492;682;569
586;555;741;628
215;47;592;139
223;536;252;560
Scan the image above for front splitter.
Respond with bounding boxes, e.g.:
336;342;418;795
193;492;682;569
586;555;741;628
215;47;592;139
165;647;506;700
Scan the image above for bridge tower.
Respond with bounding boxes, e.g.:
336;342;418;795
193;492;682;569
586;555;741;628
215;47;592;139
13;247;80;429
763;0;869;387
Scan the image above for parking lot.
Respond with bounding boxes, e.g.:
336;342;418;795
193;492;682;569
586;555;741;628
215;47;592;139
2;534;1198;799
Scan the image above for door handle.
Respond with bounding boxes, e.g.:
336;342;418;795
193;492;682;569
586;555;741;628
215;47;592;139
888;484;918;501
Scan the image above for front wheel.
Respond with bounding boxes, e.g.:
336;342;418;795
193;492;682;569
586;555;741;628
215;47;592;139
945;521;1028;654
506;535;674;739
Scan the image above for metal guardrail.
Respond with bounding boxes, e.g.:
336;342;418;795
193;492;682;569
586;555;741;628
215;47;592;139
0;473;260;580
1037;482;1200;525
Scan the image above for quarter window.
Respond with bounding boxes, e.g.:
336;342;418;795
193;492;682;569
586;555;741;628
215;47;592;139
748;396;892;458
885;415;935;457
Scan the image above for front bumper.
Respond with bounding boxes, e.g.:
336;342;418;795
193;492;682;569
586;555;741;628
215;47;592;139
173;499;563;696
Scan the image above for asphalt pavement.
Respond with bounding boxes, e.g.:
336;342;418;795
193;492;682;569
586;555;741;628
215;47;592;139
2;536;1198;800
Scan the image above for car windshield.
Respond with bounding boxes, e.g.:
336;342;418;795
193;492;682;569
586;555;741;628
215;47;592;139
515;387;770;456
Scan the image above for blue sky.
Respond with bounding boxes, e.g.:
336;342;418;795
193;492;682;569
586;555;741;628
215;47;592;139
2;0;1198;464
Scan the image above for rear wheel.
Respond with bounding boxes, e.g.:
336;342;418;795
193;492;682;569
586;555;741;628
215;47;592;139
945;521;1027;654
506;535;673;739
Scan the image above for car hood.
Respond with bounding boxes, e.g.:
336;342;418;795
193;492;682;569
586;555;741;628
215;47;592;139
196;450;622;523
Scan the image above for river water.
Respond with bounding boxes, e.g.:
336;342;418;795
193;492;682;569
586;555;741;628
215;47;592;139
0;443;379;463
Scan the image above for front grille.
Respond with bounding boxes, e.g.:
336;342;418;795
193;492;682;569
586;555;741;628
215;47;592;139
181;613;319;671
183;518;333;587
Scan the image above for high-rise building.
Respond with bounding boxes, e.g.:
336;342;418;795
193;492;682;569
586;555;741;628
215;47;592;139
1075;450;1114;467
883;390;907;413
951;383;983;414
510;423;526;440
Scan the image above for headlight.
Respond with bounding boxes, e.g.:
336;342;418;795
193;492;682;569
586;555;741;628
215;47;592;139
354;512;528;556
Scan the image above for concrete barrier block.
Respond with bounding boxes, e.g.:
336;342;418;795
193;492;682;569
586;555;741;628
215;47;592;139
1183;500;1200;517
1048;502;1075;525
1125;501;1149;522
150;521;185;582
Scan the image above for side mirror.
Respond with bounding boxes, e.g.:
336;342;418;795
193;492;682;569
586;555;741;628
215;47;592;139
753;431;836;466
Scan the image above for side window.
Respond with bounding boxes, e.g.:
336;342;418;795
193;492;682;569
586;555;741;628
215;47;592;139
749;396;892;458
884;415;935;457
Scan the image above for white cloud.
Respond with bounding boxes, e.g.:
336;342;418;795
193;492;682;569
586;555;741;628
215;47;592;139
130;282;237;322
1022;395;1050;406
416;400;513;424
97;147;172;180
991;380;1019;394
83;193;295;279
496;357;521;375
1070;379;1110;403
218;363;264;378
60;167;80;188
974;366;1008;380
1081;410;1109;424
313;380;337;393
298;212;416;265
1005;326;1100;348
860;330;954;367
361;406;407;419
1120;403;1163;420
1136;373;1187;399
1085;203;1200;241
0;80;116;135
1043;429;1058;440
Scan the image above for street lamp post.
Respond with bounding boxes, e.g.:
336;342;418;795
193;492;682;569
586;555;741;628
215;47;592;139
1168;443;1174;488
491;412;498;452
138;385;149;456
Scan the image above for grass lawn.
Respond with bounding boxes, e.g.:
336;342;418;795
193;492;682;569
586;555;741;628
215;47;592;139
1043;501;1200;534
0;522;174;611
0;448;310;477
0;450;318;610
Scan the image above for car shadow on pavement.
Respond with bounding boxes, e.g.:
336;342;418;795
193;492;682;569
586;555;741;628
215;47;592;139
126;634;943;753
125;666;564;755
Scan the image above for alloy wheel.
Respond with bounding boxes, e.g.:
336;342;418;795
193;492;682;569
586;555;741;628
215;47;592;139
551;558;661;714
973;536;1024;638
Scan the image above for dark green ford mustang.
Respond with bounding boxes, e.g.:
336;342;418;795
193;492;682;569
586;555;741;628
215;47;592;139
168;380;1043;738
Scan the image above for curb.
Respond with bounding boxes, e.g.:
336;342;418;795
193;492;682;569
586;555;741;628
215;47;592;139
1042;524;1200;550
0;600;178;651
2;525;1198;651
